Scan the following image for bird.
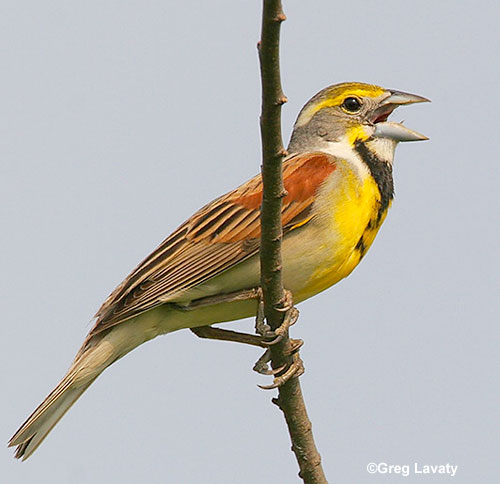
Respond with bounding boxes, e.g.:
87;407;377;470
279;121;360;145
9;81;428;459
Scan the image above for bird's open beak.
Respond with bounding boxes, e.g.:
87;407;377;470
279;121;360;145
380;90;430;107
371;89;430;142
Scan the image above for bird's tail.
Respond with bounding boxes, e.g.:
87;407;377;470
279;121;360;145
8;375;96;460
9;336;117;460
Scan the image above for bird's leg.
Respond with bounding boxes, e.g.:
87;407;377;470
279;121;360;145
190;325;267;348
191;326;287;376
179;288;261;310
183;287;303;383
185;288;271;351
180;287;298;345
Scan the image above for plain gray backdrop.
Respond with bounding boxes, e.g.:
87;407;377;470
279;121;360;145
2;1;499;483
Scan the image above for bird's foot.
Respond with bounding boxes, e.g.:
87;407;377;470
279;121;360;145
255;289;299;345
255;339;305;389
187;286;304;388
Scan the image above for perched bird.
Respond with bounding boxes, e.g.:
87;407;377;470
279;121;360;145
9;82;428;459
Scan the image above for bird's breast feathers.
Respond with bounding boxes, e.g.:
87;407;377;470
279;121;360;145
288;157;390;301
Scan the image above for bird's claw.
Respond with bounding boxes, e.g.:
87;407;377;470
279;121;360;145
274;289;294;313
254;338;304;385
253;289;303;387
261;306;299;346
255;289;299;345
257;350;305;390
253;349;287;375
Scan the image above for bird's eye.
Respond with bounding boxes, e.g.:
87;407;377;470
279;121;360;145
341;97;362;113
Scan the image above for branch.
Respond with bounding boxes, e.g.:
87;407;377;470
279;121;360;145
258;1;328;482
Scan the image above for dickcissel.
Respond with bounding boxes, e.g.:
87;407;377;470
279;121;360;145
10;82;428;459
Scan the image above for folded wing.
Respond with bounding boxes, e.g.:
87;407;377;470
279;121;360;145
91;151;337;335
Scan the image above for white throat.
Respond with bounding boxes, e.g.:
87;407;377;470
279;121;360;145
320;135;398;178
364;137;398;165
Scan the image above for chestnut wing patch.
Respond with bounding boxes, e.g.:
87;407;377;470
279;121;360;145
91;152;336;335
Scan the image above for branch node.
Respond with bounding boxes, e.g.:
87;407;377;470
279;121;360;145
275;13;287;22
276;95;288;105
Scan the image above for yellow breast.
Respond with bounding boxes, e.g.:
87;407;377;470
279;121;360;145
295;162;390;300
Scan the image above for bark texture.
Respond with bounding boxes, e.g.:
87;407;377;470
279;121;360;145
258;2;328;482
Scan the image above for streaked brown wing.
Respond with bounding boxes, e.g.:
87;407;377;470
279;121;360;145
90;151;337;335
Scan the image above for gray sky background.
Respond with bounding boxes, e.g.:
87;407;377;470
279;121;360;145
2;1;499;483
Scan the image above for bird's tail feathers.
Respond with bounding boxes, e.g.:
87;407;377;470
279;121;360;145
8;339;115;460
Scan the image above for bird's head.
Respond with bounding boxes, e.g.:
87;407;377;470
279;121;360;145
288;82;429;162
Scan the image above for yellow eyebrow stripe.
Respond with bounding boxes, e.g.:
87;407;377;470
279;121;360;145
313;86;385;111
